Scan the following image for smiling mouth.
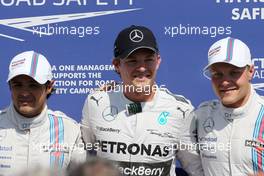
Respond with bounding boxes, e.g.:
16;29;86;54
18;100;33;105
133;73;151;79
220;88;237;93
134;77;149;82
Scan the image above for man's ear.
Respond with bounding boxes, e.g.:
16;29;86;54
46;80;55;93
112;58;121;74
248;64;255;81
156;54;162;70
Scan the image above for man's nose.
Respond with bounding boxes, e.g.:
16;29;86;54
136;60;147;71
20;92;31;98
220;75;233;86
137;66;147;72
19;87;31;96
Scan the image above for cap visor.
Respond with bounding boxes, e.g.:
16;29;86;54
202;60;249;80
7;72;48;84
120;46;158;59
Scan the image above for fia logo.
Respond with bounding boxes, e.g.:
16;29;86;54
157;111;170;125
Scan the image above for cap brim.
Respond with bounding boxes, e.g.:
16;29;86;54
7;72;49;84
202;60;250;80
119;46;158;59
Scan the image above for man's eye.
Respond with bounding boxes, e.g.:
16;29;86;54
11;84;21;88
230;71;242;77
145;58;154;62
127;60;136;63
29;83;41;88
211;72;223;79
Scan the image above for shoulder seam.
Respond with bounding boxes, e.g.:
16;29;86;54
162;88;190;105
48;111;78;124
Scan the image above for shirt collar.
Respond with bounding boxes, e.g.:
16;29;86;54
220;86;255;120
118;84;159;112
8;103;47;130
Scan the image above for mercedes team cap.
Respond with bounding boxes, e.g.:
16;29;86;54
114;25;159;59
203;37;252;78
7;51;53;84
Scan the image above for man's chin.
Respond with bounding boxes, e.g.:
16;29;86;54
221;97;238;107
219;91;237;100
131;84;154;95
133;84;150;89
17;107;36;117
133;80;152;87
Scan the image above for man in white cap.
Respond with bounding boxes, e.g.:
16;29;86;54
0;51;85;175
196;37;264;175
81;25;203;176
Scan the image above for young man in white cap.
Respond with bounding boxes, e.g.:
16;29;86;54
81;25;203;176
196;37;264;175
0;51;85;175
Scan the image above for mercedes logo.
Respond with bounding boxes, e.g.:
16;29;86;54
102;106;118;122
129;29;144;43
203;117;215;133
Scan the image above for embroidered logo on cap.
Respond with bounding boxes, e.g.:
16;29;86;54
11;58;26;69
208;46;221;58
129;29;144;43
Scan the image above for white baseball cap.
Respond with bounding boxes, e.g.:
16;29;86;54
7;51;53;84
203;37;252;79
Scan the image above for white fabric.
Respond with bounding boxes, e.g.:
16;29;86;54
81;86;203;176
0;104;85;176
203;37;251;72
7;51;52;84
196;87;264;176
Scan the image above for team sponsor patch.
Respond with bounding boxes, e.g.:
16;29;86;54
198;137;217;142
146;129;174;138
0;156;12;160
97;140;170;157
96;126;120;133
203;117;215;133
208;46;221;58
11;58;26;68
116;159;173;176
201;153;217;159
157;112;169;125
245;140;264;149
0;146;12;152
102;106;118;122
0;164;11;168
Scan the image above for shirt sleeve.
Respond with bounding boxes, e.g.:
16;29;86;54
176;110;204;176
81;96;96;154
68;124;86;170
71;125;86;163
